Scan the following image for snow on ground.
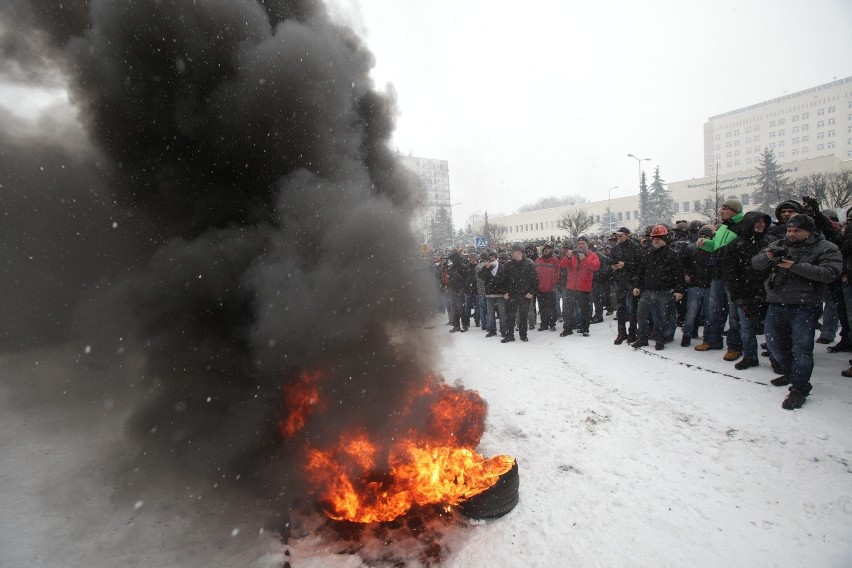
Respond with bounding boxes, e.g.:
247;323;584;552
2;315;851;567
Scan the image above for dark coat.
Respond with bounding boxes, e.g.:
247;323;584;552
752;233;842;305
634;244;686;293
723;211;771;304
479;260;508;296
501;257;538;297
446;252;470;292
610;238;642;283
681;243;713;289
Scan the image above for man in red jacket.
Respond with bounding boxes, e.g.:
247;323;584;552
534;243;560;331
560;236;601;337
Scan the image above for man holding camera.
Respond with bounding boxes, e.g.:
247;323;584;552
752;214;842;410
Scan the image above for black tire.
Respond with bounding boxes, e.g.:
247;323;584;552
458;459;519;519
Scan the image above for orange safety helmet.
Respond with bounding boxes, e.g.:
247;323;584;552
650;225;669;238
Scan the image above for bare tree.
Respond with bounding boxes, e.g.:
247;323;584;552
487;223;508;245
558;208;595;241
823;170;852;211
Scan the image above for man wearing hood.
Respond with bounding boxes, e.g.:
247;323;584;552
752;214;842;410
724;211;772;370
766;200;803;241
446;251;471;333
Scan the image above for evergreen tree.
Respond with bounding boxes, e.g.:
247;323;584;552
647;166;674;226
753;147;792;212
638;171;651;230
430;206;454;249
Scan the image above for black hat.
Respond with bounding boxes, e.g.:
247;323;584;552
577;236;589;243
616;227;630;235
511;243;525;252
787;214;815;233
497;251;510;260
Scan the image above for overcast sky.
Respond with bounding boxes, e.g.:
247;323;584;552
341;0;852;227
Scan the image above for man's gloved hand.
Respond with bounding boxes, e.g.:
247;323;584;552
802;195;820;215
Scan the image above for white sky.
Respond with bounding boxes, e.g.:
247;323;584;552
343;0;852;227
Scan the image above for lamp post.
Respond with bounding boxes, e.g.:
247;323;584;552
627;153;651;227
607;185;618;232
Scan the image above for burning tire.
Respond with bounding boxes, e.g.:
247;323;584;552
458;459;519;519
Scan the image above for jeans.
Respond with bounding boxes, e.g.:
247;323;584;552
615;280;637;335
636;289;674;343
485;296;507;336
683;286;710;339
819;288;839;341
563;289;591;332
764;303;821;394
725;288;742;352
506;295;531;339
737;304;760;360
476;294;488;329
704;278;727;348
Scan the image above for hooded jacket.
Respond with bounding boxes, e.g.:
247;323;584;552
634;243;686;293
501;256;538;297
723;211;772;304
752;232;842;305
446;252;470;292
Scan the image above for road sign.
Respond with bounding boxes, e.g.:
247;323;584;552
474;236;488;248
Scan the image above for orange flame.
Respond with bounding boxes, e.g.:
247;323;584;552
283;371;513;523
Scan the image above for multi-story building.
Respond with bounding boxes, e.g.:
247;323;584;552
398;154;451;244
476;76;852;243
705;76;852;176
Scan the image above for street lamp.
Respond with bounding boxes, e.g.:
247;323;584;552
627;153;651;227
607;186;618;232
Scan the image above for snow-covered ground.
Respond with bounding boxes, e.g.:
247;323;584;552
2;315;851;567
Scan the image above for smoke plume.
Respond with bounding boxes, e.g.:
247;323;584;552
0;0;440;525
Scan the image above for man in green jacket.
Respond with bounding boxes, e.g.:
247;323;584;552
693;199;746;360
697;199;745;252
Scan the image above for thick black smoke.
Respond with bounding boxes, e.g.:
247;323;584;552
1;0;439;520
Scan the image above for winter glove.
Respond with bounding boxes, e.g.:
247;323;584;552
802;195;820;215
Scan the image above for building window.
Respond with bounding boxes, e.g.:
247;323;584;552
734;160;741;167
778;129;785;136
793;137;799;145
792;115;799;122
817;120;825;128
754;125;760;131
715;134;721;140
618;212;623;221
828;141;836;149
778;141;784;147
817;144;824;151
769;121;776;127
715;144;720;151
817;108;825;116
673;203;680;214
683;201;690;213
741;194;751;206
792;126;799;134
726;141;732;148
792;149;799;156
754;135;761;141
746;157;753;164
694;200;701;211
802;124;809;131
802;135;809;143
746;127;752;133
778;152;784;159
769;132;776;139
817;132;825;139
828;130;836;137
625;211;631;220
634;210;639;219
778;119;785;125
828;106;836;113
803;147;809;154
828;117;836;125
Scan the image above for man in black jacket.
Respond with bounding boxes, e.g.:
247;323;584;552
724;211;772;369
610;227;642;344
680;225;715;347
631;225;685;350
446;251;470;333
501;243;538;343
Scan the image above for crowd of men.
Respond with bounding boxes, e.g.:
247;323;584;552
432;196;847;411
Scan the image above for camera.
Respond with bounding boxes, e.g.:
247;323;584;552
767;244;788;264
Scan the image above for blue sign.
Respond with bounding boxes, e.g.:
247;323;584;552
474;236;488;248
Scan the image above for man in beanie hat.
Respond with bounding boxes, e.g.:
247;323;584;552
752;213;842;410
694;199;745;361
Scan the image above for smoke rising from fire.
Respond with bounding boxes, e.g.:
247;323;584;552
1;0;441;517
